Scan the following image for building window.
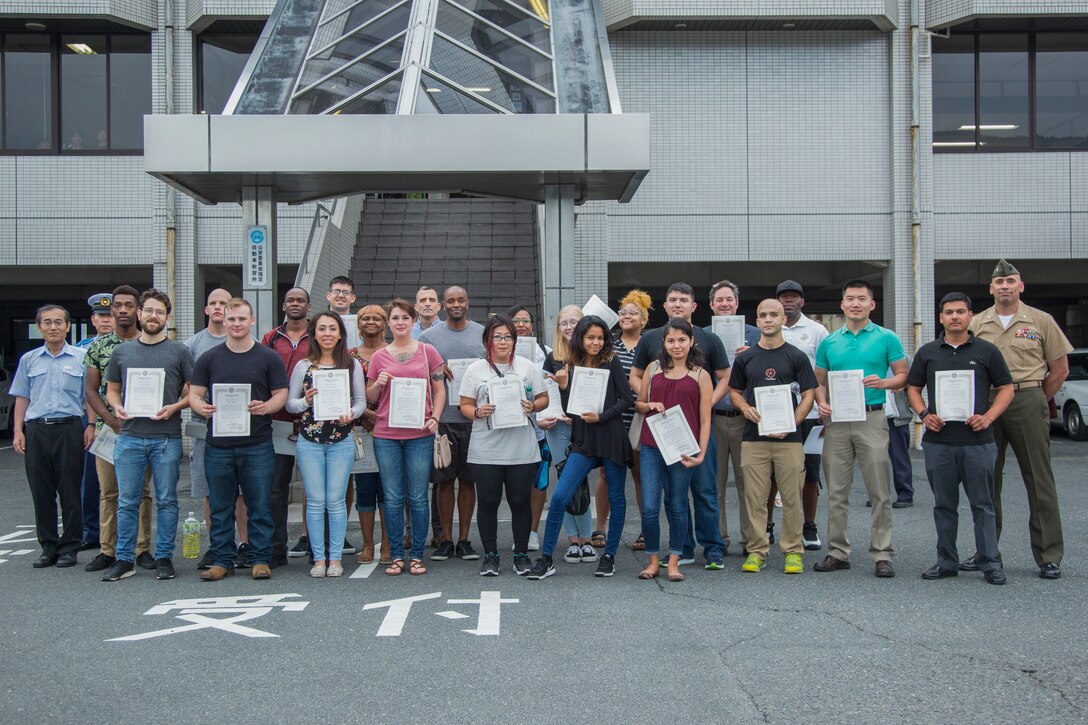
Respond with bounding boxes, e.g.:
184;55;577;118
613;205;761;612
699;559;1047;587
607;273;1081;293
197;33;261;113
933;32;1088;151
1;32;151;154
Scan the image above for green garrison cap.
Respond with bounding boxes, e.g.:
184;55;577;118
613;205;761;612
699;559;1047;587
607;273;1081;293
991;259;1020;278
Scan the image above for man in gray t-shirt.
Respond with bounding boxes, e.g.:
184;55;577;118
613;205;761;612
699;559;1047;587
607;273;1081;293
418;286;485;561
101;289;194;582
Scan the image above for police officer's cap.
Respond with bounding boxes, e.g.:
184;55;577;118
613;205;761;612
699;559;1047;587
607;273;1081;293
88;293;113;313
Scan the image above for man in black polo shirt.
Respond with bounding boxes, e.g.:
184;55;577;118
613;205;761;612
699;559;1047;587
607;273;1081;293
906;292;1013;585
630;282;729;568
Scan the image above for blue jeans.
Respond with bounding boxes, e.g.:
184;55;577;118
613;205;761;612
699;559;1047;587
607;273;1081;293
542;451;627;558
354;472;384;512
685;434;725;560
204;440;275;568
295;437;355;562
373;435;433;561
115;435;182;562
544;423;593;539
639;445;693;556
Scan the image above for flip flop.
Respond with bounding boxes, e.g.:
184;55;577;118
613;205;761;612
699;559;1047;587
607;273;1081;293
631;534;646;551
591;530;606;548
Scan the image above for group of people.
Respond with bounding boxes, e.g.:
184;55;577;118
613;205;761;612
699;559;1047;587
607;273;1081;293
11;258;1070;584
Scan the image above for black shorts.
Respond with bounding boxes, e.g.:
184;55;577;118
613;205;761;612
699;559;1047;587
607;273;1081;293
430;421;473;484
798;418;822;486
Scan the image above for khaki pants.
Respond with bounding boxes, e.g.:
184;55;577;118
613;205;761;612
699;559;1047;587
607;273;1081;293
741;441;804;558
822;411;894;563
712;413;746;548
993;386;1063;566
97;454;152;557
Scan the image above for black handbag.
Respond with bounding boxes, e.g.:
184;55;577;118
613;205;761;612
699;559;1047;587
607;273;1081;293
565;476;591;516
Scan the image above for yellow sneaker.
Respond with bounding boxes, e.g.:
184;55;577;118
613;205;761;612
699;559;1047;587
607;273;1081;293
741;554;766;573
784;552;803;574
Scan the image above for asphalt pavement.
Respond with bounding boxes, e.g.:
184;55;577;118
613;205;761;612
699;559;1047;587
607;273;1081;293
0;436;1085;723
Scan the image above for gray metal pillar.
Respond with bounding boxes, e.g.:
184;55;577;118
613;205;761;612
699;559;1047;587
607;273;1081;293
542;184;576;333
242;186;278;335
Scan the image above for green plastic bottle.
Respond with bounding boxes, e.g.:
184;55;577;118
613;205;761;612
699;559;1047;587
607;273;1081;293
182;512;201;559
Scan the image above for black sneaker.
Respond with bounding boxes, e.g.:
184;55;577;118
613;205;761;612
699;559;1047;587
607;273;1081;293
767;522;776;545
802;522;822;551
155;558;176;580
196;549;214;570
288;536;309;558
527;556;555;580
512;553;532;576
594;554;615;577
235;542;252;569
480;553;500;576
102;559;135;582
84;553;115;572
136;551;156;570
342;538;356;555
432;540;455;561
456;539;480;561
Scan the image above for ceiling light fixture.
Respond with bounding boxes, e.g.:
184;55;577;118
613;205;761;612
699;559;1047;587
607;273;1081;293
464;86;491;93
958;124;1019;130
783;22;796;29
933;141;978;147
66;43;97;55
25;21;47;30
426;87;442;93
674;23;688;29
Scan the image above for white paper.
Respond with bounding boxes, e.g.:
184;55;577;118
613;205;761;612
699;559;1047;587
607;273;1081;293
828;369;867;423
212;383;251;438
712;315;746;356
803;425;825;455
90;426;117;464
389;377;427;429
566;366;610;417
350;428;380;474
538;379;565;420
754;384;798;436
124;367;165;418
935;369;975;422
447;358;478;401
312;368;351;421
646;405;700;465
272;420;297;456
515;336;537;361
582;294;620;330
487;375;528;430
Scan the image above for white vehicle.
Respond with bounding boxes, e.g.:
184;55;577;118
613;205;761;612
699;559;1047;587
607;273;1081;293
0;367;14;434
1052;349;1088;441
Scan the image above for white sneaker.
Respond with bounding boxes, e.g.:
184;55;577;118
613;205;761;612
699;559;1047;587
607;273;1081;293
579;544;598;563
563;544;582;563
678;557;696;566
774;492;783;508
528;531;540;552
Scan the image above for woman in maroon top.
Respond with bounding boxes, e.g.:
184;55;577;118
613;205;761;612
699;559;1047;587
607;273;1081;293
633;318;713;582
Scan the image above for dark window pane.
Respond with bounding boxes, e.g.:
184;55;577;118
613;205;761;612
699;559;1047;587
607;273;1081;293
4;34;53;150
979;34;1029;148
428;36;554;113
932;34;976;149
335;74;401;114
436;1;553;90
61;35;107;151
110;35;151;149
1036;33;1088;148
448;0;551;52
491;0;549;22
416;72;498;113
312;0;405;53
200;33;260;113
291;37;404;113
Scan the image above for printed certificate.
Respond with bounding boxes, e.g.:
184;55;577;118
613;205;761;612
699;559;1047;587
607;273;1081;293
487;375;528;430
212;384;251;437
90;426;118;464
566;366;609;417
646;405;700;465
582;294;620;330
389;377;427;429
538;379;565;420
711;315;746;356
447;358;478;401
828;369;867;423
935;369;975;422
515;337;537;361
124;368;165;418
754;384;797;436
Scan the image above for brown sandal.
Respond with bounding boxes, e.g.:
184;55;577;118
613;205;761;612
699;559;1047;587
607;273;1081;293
631;534;646;551
357;545;374;564
385;559;405;576
409;559;427;575
379;548;392;566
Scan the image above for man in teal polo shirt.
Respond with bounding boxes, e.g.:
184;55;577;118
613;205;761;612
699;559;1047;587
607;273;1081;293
812;280;907;578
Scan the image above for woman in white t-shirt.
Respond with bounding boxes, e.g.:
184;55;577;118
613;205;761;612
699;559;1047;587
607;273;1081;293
458;315;548;576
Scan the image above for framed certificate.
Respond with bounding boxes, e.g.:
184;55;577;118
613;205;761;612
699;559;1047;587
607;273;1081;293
312;369;351;421
90;426;118;464
711;315;745;356
487;375;528;430
935;369;975;422
389;377;427;429
828;369;867;423
212;384;251;437
124;368;166;418
515;337;537;361
582;294;620;330
447;358;478;401
566;366;610;417
646;405;700;465
754;384;797;436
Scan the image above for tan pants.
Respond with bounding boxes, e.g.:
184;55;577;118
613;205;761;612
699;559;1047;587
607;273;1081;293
822;410;894;563
97;455;152;557
741;441;804;558
712;413;747;548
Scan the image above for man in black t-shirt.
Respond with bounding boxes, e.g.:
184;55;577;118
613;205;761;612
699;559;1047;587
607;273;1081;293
728;299;816;574
630;282;730;567
189;298;289;581
906;292;1013;585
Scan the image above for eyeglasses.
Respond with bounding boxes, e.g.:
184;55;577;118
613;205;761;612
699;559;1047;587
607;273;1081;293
618;310;641;317
491;335;514;342
38;320;68;328
327;289;354;297
141;309;167;317
511;318;532;325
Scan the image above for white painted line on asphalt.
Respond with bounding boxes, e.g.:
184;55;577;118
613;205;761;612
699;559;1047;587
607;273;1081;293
0;446;12;451
350;562;378;579
0;531;36;544
16;524;35;528
0;559;6;564
436;610;469;620
0;550;9;556
12;549;33;556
